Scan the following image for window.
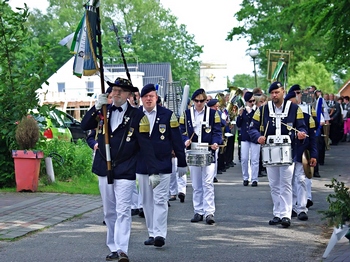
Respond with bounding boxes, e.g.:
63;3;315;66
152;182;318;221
58;82;65;92
86;81;94;96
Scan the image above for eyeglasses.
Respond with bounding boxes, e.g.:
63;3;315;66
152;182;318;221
112;88;127;93
248;100;255;103
194;99;205;103
295;91;301;94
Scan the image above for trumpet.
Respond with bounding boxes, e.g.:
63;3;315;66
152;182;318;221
226;86;244;118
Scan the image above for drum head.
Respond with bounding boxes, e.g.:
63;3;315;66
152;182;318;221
302;150;314;179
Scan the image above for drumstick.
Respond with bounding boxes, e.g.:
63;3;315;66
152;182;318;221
264;121;269;137
186;132;195;148
281;122;309;137
197;144;226;148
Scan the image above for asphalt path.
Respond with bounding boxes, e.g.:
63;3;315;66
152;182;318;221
0;143;349;262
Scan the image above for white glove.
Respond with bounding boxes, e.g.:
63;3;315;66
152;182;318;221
95;93;108;110
149;174;161;189
177;167;188;178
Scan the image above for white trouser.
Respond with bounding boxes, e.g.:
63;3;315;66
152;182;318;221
214;149;219;178
169;158;178;196
266;163;294;219
98;176;134;254
292;162;308;214
137;173;171;239
241;141;260;182
189;163;216;217
177;174;187;195
131;182;139;209
306;178;312;200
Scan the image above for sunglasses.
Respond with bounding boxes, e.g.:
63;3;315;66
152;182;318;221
248;100;255;103
194;99;205;103
295;91;301;94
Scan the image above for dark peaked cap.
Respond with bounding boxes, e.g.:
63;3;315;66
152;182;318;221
141;84;156;97
191;88;205;100
268;81;283;93
207;99;218;107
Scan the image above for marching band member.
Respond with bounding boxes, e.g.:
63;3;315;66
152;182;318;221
179;88;222;225
137;84;187;248
249;82;307;228
81;78;159;261
285;85;317;221
236;91;260;187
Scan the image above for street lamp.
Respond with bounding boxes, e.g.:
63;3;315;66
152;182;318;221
249;50;259;88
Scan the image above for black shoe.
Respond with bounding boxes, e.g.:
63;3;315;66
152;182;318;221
191;213;203;222
117;250;129;262
269;217;281;225
103;220;106;225
251;181;258;187
144;237;155;245
313;172;320;177
168;201;171;207
206;214;215;225
178;192;185;203
131;209;139;216
306;199;313;208
217;170;223;174
291;210;297;218
138;208;145;218
169;195;177;201
281;217;291;228
243;180;249;186
154;236;165;247
106;252;119;261
298;212;308;221
213;177;218;183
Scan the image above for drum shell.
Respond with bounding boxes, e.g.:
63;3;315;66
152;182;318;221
261;143;292;167
186;150;213;167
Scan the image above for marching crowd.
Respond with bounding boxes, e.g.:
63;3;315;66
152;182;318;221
82;77;349;262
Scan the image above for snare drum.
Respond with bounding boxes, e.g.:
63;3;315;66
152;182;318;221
261;143;292;167
186;150;213;167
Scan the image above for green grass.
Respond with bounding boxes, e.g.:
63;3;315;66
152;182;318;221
0;175;100;195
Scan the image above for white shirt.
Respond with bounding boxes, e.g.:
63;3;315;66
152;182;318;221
110;102;127;132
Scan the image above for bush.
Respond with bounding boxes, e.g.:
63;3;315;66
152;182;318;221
319;178;350;228
15;116;40;150
40;139;95;183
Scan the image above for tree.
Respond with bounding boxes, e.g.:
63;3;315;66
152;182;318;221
0;1;52;186
226;0;335;80
288;56;334;93
27;0;203;88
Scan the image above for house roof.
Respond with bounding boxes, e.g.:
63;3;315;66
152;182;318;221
338;79;350;94
104;62;172;87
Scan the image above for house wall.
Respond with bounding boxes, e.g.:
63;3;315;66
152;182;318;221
200;62;228;96
38;57;144;120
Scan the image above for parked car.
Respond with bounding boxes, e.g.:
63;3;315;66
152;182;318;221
32;109;73;142
55;110;87;142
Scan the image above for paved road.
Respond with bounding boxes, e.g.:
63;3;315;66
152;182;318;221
0;143;349;261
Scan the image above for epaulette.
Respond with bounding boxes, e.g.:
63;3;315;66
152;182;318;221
170;113;180;128
309;116;316;129
253;107;261;122
214;111;221;123
311;108;316;117
297;107;304;119
139;115;150;133
179;113;185;124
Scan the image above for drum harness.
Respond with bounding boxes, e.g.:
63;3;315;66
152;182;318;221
190;105;210;147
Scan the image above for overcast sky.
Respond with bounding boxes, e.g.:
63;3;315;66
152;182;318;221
9;0;254;79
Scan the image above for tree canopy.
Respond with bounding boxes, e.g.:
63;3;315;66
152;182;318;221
226;0;349;89
25;0;203;88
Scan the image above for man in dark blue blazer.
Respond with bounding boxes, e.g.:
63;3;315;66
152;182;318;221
179;88;222;225
249;82;307;228
136;84;187;248
81;78;158;262
284;85;317;221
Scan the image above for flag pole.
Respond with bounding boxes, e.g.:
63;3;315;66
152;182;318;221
95;5;114;184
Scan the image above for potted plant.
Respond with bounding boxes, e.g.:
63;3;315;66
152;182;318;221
12;115;44;192
320;178;350;258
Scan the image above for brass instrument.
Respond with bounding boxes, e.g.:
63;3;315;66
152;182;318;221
226;86;244;118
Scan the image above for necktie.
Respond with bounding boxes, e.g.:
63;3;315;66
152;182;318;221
111;105;123;112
